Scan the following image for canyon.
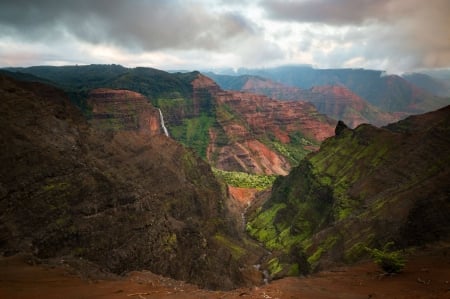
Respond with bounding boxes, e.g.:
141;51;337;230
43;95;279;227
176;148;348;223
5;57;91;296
0;74;262;289
1;65;449;296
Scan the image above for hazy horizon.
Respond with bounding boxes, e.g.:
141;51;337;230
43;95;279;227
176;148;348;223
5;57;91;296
1;0;449;74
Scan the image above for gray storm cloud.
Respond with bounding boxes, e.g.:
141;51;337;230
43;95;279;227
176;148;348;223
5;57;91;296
262;0;450;70
261;0;392;25
0;0;448;71
0;0;257;51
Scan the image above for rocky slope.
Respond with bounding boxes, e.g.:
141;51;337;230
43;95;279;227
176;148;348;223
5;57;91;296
304;85;403;128
0;74;256;289
246;105;450;278
211;74;405;128
191;74;336;175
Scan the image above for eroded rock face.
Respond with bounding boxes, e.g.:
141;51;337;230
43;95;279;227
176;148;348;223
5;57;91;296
191;74;336;175
307;85;402;128
87;88;163;136
0;75;244;290
240;77;403;128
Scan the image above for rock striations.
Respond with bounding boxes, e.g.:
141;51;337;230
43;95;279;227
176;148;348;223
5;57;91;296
87;88;163;135
191;74;336;175
236;75;402;128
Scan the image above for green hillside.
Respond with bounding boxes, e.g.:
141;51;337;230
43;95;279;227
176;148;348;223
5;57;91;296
247;106;450;278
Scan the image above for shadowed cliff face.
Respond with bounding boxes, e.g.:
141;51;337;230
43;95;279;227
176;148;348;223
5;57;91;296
247;105;450;278
0;75;248;290
190;74;336;175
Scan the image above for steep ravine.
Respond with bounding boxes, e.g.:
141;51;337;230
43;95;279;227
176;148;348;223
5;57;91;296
0;75;264;289
246;105;450;278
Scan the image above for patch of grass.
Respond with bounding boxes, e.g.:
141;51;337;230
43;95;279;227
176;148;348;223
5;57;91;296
170;114;215;158
212;168;277;190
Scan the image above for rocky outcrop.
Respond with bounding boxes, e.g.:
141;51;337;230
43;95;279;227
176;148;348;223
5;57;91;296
0;75;247;289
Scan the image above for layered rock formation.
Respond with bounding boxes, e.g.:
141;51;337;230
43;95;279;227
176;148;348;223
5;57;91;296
190;74;336;175
87;88;163;135
239;76;402;128
0;75;249;289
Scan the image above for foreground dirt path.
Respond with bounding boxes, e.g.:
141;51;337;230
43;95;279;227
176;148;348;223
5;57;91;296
1;245;449;299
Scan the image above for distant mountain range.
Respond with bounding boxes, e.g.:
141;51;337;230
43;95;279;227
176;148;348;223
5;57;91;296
207;73;404;128
402;72;450;97
209;65;449;119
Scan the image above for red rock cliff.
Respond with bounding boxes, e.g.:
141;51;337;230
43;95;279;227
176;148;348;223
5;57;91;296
190;74;336;175
87;88;165;136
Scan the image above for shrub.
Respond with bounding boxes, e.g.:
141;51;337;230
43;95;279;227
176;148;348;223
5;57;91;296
366;242;406;274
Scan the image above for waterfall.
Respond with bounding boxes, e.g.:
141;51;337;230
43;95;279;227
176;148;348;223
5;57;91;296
158;108;170;137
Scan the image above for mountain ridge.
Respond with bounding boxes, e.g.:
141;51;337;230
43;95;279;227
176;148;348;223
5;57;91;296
212;66;450;115
4;65;337;175
246;104;450;278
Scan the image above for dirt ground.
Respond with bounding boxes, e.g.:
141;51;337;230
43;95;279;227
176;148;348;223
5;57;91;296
1;244;449;299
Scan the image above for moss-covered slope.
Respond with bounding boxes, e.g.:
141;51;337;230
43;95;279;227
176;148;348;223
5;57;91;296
247;105;450;277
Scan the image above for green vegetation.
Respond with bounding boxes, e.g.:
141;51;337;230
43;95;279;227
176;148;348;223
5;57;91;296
42;182;70;192
171;114;215;158
7;65;199;118
212;168;277;190
246;160;335;274
307;235;340;266
268;258;283;276
366;242;406;274
266;132;316;166
163;233;178;253
246;203;287;250
214;234;247;260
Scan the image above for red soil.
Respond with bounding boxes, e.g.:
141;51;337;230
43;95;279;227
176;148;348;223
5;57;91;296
1;244;449;299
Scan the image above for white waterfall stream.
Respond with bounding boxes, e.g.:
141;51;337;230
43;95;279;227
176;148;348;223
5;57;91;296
158;108;170;137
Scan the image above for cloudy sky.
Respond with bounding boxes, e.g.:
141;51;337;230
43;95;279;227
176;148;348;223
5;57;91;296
0;0;449;73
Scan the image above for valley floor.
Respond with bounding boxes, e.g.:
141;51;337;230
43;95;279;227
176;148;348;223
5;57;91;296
1;243;449;299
